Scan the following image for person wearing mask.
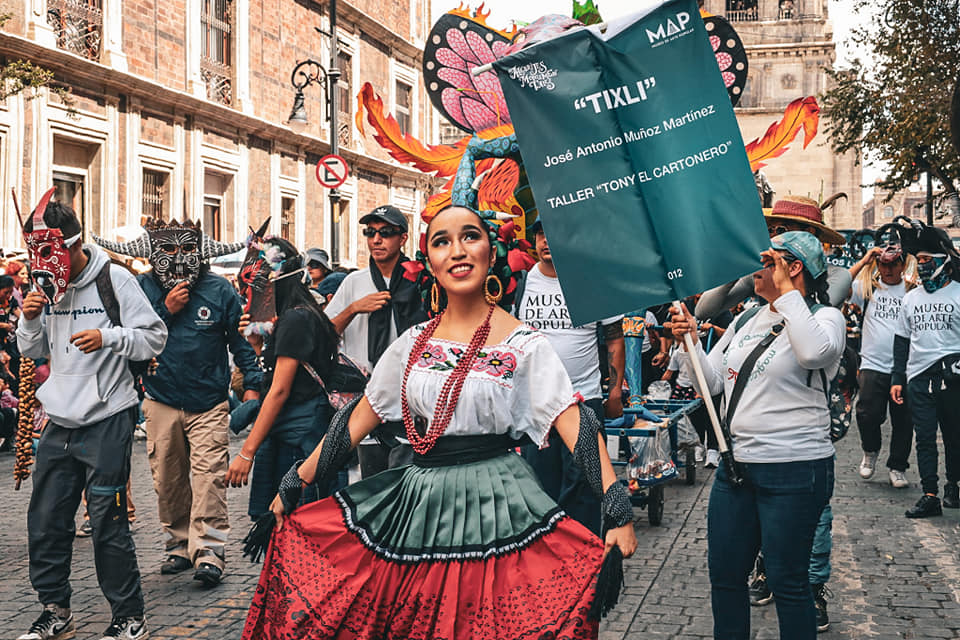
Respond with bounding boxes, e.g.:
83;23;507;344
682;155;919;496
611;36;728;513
847;244;916;488
97;219;261;587
16;193;166;640
325;205;427;477
891;225;960;518
670;231;844;640
226;237;341;521
513;219;625;535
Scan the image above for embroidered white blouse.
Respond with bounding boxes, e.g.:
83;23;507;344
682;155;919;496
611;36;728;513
365;322;577;447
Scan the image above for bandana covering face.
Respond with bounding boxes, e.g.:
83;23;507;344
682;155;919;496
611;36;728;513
148;222;203;290
22;188;78;305
918;254;951;293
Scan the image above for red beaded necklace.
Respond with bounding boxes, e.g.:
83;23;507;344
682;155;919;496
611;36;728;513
401;304;496;455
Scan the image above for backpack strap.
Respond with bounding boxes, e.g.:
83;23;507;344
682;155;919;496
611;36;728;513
733;305;763;334
725;321;784;426
95;262;121;327
804;302;831;402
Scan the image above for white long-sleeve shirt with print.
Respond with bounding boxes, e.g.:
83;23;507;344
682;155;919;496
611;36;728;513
690;290;845;463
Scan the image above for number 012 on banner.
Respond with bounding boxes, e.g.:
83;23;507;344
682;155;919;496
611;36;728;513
316;154;349;189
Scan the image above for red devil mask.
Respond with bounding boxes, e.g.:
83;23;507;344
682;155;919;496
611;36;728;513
17;188;80;305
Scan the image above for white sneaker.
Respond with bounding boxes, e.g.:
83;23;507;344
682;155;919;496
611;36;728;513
859;452;879;479
705;449;721;468
889;469;909;488
99;616;148;640
694;445;705;463
17;604;74;640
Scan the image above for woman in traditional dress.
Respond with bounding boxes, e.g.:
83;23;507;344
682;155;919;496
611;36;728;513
242;205;637;639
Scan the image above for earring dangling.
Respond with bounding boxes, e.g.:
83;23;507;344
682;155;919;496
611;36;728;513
431;282;440;313
484;274;503;305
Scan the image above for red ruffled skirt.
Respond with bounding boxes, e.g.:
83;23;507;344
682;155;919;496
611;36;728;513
242;454;604;639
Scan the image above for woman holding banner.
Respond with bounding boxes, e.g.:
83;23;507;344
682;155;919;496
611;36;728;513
241;205;637;639
670;231;844;640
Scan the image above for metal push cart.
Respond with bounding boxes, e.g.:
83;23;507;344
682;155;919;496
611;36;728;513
604;397;703;526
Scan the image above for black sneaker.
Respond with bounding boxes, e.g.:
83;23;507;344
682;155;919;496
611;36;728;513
17;604;75;640
943;484;959;509
905;494;942;518
812;583;831;632
193;562;223;587
749;571;773;606
159;555;192;575
98;616;147;640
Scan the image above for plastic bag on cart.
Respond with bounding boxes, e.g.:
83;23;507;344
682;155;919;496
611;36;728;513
627;425;678;489
646;380;672;400
676;414;699;449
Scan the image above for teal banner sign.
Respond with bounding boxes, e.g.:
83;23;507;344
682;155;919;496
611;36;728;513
493;0;769;325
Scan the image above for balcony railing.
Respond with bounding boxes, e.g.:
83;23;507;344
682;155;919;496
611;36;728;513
201;59;232;106
47;0;103;61
727;8;759;21
779;6;797;19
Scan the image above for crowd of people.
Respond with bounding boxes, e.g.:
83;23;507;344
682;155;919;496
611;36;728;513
5;187;960;640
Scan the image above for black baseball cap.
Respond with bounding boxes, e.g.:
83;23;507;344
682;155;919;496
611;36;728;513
527;218;544;234
359;205;407;231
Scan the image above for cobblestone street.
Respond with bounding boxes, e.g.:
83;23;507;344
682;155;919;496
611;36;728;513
1;426;958;639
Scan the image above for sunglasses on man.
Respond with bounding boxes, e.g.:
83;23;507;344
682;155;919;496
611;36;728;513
362;226;403;238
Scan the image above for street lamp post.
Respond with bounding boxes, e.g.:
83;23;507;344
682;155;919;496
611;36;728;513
287;0;342;265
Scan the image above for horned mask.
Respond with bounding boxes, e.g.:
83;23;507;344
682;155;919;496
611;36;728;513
12;187;79;305
94;218;243;290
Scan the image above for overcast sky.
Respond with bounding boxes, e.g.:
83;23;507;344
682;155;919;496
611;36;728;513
430;0;860;64
427;0;883;190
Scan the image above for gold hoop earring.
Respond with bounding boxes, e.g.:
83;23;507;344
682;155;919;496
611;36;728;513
484;274;503;305
431;282;440;314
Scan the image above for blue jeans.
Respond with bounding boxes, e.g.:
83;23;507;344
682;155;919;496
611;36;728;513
808;503;832;585
248;395;332;519
709;456;834;640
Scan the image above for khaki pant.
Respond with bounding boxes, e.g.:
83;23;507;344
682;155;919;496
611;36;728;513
143;398;230;571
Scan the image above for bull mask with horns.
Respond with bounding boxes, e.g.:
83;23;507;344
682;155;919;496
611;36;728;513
94;218;243;290
11;187;80;305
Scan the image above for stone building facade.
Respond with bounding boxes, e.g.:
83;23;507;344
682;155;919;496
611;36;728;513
0;0;436;267
702;0;862;231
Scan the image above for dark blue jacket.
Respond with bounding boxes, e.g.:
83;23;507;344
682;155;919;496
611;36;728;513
138;271;262;413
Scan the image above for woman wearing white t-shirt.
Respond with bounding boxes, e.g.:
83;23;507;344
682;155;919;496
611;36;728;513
670;231;844;640
890;226;960;519
847;245;917;487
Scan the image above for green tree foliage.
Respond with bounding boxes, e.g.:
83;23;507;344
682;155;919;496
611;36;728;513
821;0;960;200
0;13;76;112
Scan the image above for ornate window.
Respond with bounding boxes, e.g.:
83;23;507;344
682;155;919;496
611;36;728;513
280;197;295;241
337;52;352;146
142;169;169;220
395;80;412;136
779;0;797;20
47;0;103;61
725;0;758;22
201;0;233;106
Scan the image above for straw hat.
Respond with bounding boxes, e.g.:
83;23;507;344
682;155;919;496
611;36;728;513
764;195;846;246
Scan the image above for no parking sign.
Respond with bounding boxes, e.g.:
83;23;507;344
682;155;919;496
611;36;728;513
316;154;349;189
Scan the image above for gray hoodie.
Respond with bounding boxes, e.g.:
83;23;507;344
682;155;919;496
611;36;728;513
17;244;167;428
